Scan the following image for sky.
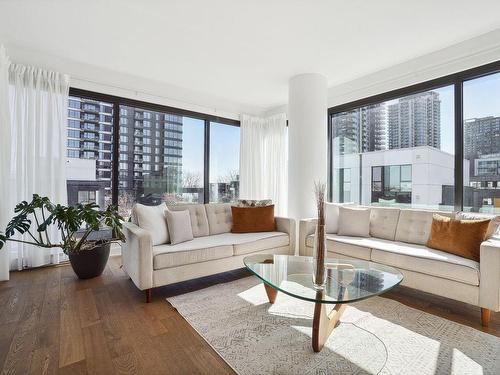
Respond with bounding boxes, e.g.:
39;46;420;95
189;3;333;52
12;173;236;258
181;117;240;183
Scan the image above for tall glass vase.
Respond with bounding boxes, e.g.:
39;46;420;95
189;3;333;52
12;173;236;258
312;222;327;289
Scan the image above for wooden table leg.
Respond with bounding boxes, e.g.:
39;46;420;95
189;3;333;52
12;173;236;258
264;283;278;304
312;302;347;352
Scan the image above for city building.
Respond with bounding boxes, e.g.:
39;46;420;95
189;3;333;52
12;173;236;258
331;104;386;154
332;146;466;210
66;96;114;207
118;106;183;207
388;91;441;150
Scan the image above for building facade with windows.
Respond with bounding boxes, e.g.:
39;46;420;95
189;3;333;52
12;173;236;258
388;91;441;150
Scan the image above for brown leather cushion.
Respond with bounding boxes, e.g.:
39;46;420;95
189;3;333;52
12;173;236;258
231;205;276;233
426;214;490;262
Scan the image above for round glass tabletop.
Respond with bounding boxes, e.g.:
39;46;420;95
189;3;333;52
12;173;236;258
243;254;404;304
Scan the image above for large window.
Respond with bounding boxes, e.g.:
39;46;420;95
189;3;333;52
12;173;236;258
330;86;454;209
66;90;240;217
328;61;500;212
209;122;240;203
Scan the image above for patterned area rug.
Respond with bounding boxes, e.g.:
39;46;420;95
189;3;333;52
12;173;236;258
167;277;500;375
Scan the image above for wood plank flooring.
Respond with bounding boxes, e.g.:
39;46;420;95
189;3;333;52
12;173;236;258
0;257;498;374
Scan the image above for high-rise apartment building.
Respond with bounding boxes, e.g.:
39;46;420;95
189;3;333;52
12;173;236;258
331;104;386;154
118;106;183;206
66;96;114;208
66;97;184;210
388;91;441;150
463;116;500;159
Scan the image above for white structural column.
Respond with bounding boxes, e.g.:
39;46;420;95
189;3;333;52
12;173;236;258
288;73;328;220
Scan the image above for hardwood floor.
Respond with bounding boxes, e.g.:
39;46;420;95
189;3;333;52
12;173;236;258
0;257;498;375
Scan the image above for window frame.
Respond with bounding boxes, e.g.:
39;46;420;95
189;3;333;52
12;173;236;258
68;88;240;207
327;60;500;210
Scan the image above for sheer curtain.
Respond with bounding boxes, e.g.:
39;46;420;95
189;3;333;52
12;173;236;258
0;46;11;280
240;113;288;216
0;46;70;276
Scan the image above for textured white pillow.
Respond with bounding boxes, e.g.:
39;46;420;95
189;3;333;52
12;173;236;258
325;202;354;233
337;206;371;237
132;203;169;245
165;209;194;245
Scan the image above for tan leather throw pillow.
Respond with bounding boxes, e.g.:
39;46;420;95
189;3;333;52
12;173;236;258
231;205;276;233
426;214;490;262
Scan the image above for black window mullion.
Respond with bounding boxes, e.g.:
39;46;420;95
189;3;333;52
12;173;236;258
111;100;120;207
204;120;210;204
454;80;464;211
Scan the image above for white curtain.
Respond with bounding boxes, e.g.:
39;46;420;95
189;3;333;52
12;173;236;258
0;46;70;276
0;46;11;280
240;113;288;216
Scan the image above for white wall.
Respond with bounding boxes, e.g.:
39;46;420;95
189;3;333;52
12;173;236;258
333;146;457;209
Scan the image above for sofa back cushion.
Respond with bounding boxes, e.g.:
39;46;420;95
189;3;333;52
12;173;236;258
395;209;453;245
370;207;401;240
131;203;169;245
168;204;209;238
205;203;232;235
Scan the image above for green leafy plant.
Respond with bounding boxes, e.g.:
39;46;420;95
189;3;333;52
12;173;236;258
0;194;125;254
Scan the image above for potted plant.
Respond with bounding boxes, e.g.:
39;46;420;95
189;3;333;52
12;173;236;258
0;194;125;279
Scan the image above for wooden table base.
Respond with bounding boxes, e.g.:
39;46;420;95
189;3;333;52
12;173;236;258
263;283;347;353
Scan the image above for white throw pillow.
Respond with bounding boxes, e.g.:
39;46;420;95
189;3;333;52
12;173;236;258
325;202;354;233
337;206;371;237
165;209;194;245
132;203;169;245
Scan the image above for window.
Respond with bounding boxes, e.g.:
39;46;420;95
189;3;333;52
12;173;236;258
209;122;240;202
330;85;454;209
463;72;500;213
67;89;240;218
329;61;500;212
371;165;412;204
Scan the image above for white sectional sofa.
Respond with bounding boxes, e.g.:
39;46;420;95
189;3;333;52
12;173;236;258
299;206;500;326
122;203;295;302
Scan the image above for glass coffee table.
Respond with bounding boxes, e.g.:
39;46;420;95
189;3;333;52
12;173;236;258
243;254;403;352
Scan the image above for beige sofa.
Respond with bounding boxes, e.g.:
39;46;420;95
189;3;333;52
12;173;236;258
122;203;295;301
299;206;500;326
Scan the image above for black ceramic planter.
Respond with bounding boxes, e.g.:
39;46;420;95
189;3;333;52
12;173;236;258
68;243;110;279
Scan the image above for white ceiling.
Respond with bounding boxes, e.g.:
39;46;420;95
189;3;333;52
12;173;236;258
1;0;500;113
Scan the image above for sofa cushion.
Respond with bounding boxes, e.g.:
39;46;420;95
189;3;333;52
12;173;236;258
395;209;453;245
132;203;169;245
370;207;400;240
153;231;289;269
232;232;289;255
206;203;232;234
168;204;209;238
371;241;480;286
306;233;372;260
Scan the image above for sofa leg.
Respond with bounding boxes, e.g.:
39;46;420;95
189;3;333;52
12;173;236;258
145;289;152;303
481;308;490;327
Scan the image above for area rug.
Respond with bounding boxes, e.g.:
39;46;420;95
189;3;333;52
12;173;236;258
167;277;500;375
